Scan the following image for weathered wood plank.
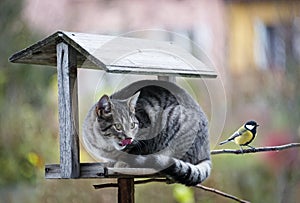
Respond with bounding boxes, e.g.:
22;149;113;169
9;31;217;78
56;42;80;178
45;163;106;179
45;164;61;179
45;163;161;179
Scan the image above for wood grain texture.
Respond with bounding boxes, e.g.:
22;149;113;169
56;42;80;178
45;163;106;179
9;31;217;78
45;163;162;179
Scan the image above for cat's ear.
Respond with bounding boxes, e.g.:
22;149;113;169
127;91;140;112
96;95;112;118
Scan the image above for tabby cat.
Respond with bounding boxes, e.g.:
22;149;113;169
82;80;211;186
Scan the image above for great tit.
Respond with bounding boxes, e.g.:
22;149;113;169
219;120;259;150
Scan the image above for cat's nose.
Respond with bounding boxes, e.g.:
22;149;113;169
118;133;130;140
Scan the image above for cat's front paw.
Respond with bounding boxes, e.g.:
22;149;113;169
119;154;172;169
113;161;130;168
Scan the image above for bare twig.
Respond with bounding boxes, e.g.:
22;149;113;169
93;183;118;189
93;143;300;202
94;178;250;203
211;143;300;155
134;178;167;185
93;179;167;189
195;184;250;203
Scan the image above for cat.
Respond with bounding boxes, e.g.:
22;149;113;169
82;80;211;186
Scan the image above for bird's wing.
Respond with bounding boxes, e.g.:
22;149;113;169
226;127;248;141
226;131;242;141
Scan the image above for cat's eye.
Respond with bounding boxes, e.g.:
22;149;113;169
130;122;136;129
114;123;123;131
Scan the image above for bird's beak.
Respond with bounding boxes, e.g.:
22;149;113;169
257;124;260;127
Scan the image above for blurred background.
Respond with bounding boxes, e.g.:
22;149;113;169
1;0;300;202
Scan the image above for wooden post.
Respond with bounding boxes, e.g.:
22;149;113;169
56;42;80;178
118;178;135;203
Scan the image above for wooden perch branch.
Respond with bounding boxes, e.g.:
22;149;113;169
92;143;300;202
93;179;166;189
194;184;250;203
94;178;250;203
93;183;118;189
211;143;300;155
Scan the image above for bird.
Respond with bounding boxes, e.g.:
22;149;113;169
219;120;259;151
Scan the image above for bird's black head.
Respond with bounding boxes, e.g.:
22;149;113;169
244;120;259;133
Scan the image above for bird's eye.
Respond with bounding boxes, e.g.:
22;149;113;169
114;123;123;131
130;122;136;129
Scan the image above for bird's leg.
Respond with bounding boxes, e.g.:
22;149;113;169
246;145;255;149
239;146;244;154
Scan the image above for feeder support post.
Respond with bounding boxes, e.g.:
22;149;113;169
118;178;135;203
56;42;80;178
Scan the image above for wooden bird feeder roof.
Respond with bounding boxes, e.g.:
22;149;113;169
9;31;217;78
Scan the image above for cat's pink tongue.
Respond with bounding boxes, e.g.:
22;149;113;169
121;138;132;146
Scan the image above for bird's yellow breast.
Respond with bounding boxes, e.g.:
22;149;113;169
234;130;254;145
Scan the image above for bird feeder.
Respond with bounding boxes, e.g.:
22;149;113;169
9;31;217;202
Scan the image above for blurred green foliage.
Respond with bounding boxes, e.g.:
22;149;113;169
173;184;195;203
0;0;56;186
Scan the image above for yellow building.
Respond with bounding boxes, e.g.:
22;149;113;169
227;1;300;74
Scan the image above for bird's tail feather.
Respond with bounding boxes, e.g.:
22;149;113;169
219;140;230;145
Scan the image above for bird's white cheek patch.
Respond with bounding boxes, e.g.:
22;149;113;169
245;125;254;130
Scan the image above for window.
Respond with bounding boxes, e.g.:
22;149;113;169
254;19;286;71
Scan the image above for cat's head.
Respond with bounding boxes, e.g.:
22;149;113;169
95;92;140;150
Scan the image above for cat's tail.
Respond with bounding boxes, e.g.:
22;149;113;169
124;154;211;186
162;158;211;186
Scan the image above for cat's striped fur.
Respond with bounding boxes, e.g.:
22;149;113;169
82;80;211;186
